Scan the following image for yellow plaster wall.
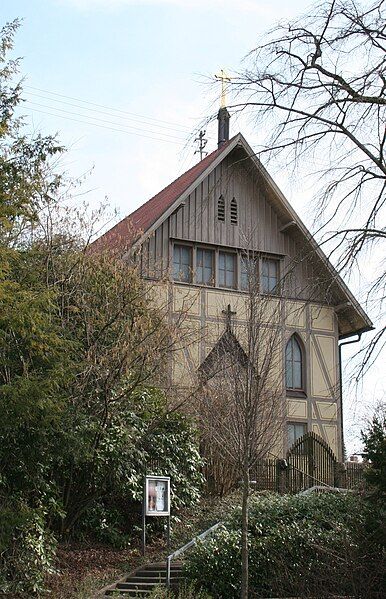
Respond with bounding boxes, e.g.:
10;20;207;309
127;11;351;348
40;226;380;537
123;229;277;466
286;301;306;329
311;339;331;397
287;399;307;419
206;289;248;319
175;318;201;365
311;305;335;331
173;285;200;315
165;284;340;459
316;401;337;421
312;423;322;436
317;335;336;387
147;281;169;311
205;321;226;348
261;297;282;324
269;426;284;459
172;349;191;386
323;425;338;456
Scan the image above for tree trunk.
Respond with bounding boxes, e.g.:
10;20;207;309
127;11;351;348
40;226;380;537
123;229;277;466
241;464;249;599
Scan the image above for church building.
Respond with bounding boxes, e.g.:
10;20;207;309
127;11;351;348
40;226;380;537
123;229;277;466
92;107;372;462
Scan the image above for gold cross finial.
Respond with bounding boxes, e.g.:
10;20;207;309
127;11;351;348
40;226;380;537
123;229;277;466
215;69;231;108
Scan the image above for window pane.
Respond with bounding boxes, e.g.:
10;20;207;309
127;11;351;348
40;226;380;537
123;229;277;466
288;422;306;448
285;342;293;388
261;258;279;294
204;251;212;268
173;245;191;282
293;360;302;389
286;336;303;390
181;246;191;266
241;256;258;290
293;338;301;362
269;259;277;278
197;248;213;285
288;424;296;448
219;252;235;288
219;252;226;286
196;249;203;283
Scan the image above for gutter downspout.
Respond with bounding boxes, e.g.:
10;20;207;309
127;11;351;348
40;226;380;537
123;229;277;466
338;333;363;461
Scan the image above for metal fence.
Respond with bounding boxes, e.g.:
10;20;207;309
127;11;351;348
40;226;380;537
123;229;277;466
250;433;367;494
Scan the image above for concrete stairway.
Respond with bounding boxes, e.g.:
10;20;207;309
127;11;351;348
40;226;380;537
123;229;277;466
101;561;183;597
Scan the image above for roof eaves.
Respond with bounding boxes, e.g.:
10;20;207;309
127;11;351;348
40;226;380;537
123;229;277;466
236;135;372;329
129;134;242;253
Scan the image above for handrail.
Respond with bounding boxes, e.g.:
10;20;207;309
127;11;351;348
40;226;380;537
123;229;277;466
166;521;223;588
299;485;351;495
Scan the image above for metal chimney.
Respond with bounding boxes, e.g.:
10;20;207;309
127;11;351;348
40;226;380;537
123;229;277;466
217;107;230;147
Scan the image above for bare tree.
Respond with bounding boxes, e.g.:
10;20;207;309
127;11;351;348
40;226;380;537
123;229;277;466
223;0;385;376
197;259;285;599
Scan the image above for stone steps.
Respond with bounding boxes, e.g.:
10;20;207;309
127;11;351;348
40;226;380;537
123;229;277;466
100;561;184;598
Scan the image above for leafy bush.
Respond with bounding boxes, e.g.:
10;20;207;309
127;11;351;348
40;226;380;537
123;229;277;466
0;500;57;595
75;388;204;543
361;406;386;500
148;582;213;598
185;492;384;598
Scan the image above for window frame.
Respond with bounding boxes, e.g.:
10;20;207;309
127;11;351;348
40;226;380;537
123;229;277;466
285;334;306;397
218;250;237;289
240;252;259;291
287;421;307;449
196;246;215;286
261;256;280;295
172;242;193;283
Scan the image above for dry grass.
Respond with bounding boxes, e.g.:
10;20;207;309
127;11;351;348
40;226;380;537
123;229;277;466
45;540;167;599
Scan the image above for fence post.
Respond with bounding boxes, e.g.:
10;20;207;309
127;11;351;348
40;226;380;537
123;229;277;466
276;459;287;494
334;461;346;488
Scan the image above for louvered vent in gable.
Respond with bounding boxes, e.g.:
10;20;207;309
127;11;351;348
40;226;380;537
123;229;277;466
230;197;238;225
217;195;225;221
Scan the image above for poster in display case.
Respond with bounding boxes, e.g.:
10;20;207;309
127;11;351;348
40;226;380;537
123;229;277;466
145;476;170;516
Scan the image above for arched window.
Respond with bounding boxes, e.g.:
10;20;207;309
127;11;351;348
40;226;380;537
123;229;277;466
285;335;304;391
217;195;225;221
230;197;238;225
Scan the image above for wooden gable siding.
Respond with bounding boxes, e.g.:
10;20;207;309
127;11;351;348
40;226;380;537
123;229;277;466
139;150;325;302
168;153;287;251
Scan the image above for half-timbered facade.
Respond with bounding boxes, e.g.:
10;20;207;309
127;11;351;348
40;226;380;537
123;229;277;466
93;110;372;461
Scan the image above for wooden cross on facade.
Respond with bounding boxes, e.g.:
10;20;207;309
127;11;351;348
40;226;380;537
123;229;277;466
222;304;236;330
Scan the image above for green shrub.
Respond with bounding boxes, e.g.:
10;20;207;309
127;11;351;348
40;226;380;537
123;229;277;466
75;389;204;543
148;582;213;598
0;500;57;595
185;492;383;598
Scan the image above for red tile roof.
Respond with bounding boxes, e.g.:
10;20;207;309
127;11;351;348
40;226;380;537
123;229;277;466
91;137;235;254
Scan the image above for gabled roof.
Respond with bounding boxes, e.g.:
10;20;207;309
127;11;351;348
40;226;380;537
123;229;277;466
92;132;372;337
91;137;235;253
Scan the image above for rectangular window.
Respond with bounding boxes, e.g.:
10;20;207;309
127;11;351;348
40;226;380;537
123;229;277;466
287;422;306;448
196;248;214;285
219;251;236;288
240;255;258;291
261;258;279;294
172;244;192;282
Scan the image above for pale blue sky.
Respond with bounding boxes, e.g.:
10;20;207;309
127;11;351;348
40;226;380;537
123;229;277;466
2;0;314;214
1;0;383;452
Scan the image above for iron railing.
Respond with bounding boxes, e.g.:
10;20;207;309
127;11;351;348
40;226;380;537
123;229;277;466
166;521;223;587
